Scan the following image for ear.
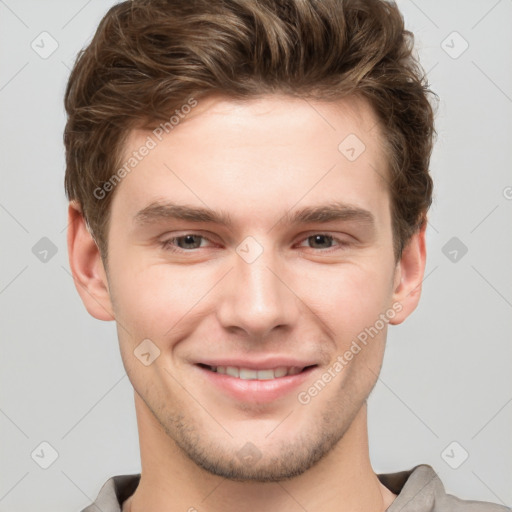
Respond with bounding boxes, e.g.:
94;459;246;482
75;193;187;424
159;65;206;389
389;221;427;325
67;201;115;321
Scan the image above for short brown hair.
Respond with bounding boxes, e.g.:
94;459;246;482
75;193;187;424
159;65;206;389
64;0;436;261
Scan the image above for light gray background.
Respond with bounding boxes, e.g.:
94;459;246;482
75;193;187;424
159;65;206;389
1;1;511;511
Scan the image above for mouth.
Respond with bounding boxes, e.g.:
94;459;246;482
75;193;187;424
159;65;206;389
197;363;316;380
195;362;318;403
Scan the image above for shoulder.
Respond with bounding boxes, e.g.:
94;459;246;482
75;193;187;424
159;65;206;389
379;464;510;512
80;474;140;512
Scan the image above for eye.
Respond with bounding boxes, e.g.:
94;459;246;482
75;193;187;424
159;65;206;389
160;234;212;252
297;233;349;252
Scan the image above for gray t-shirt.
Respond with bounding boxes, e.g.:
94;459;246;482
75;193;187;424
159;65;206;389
81;464;510;511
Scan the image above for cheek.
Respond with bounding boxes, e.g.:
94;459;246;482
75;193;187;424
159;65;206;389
109;255;219;342
302;263;394;339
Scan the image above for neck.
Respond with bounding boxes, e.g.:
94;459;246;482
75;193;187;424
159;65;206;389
124;392;396;512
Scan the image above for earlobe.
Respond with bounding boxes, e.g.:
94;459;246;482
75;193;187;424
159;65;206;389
67;201;115;321
389;221;427;325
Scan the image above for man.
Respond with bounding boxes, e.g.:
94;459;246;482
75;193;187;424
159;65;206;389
64;0;509;511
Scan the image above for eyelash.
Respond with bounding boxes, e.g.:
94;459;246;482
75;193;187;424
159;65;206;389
159;233;351;254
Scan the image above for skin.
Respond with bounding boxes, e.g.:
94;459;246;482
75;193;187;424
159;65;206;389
68;93;426;512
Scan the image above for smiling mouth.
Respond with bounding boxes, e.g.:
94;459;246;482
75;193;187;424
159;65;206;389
197;363;317;380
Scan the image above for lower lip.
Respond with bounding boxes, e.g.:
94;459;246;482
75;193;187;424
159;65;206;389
196;365;317;403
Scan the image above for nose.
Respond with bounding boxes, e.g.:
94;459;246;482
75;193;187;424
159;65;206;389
215;242;300;338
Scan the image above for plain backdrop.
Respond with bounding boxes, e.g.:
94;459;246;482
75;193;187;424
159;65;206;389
1;1;511;511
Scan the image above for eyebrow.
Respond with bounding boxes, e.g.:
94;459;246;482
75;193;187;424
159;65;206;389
133;200;375;230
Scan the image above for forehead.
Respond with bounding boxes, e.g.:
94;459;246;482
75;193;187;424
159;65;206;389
111;93;391;232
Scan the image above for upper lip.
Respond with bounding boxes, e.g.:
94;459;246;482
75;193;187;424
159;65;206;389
196;357;318;370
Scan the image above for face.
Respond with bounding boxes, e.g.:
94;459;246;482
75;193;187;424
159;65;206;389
69;93;425;482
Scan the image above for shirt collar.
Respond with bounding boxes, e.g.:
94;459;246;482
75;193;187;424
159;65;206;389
82;464;443;512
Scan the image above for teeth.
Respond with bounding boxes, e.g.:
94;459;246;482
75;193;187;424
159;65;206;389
239;368;258;379
207;365;305;380
257;369;275;380
226;366;239;378
274;366;288;378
